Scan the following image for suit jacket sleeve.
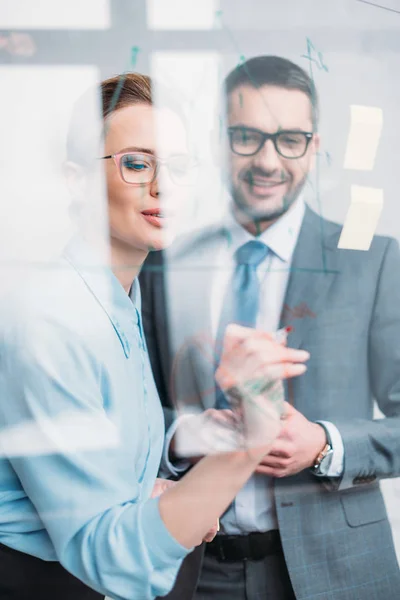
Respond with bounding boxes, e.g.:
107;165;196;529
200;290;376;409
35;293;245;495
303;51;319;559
333;238;400;490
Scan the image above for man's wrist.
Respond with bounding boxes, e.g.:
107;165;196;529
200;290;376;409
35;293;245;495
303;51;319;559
310;423;329;467
311;422;335;475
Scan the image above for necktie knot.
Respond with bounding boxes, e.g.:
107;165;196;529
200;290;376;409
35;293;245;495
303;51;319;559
235;240;268;267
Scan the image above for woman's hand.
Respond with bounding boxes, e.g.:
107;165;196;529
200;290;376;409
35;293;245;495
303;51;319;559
216;324;309;458
202;519;219;543
151;477;176;498
151;478;219;544
216;324;309;390
173;408;239;458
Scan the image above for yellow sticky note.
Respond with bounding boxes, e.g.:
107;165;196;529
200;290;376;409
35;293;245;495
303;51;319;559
344;106;383;171
338;185;383;251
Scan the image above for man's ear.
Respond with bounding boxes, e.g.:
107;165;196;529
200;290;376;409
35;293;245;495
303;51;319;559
313;133;321;154
309;133;321;171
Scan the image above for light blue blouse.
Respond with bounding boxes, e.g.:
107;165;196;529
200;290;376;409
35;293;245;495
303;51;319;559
0;239;189;599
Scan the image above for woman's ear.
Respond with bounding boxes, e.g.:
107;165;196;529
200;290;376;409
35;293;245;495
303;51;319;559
63;160;90;223
63;161;86;199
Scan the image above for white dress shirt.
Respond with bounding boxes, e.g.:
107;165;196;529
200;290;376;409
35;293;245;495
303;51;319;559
164;197;344;534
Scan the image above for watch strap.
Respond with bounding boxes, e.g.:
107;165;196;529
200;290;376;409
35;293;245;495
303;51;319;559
312;422;333;475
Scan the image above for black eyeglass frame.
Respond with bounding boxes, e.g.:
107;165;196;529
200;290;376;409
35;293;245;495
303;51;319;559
228;126;314;159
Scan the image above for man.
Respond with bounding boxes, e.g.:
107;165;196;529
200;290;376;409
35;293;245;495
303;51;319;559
140;56;400;599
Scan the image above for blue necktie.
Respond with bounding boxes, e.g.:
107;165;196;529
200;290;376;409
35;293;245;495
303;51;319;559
215;240;268;409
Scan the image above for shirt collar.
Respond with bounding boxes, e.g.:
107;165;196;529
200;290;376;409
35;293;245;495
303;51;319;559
63;236;139;358
224;196;305;263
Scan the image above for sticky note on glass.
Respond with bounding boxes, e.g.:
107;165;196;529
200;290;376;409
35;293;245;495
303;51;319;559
343;106;383;171
338;185;383;251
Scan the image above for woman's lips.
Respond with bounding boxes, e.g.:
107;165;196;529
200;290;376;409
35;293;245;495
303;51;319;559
141;209;175;229
141;213;164;228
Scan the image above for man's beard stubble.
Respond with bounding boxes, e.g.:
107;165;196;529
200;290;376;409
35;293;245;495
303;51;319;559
230;172;308;227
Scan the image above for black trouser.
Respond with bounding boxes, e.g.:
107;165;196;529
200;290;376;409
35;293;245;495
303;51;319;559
195;551;296;600
195;531;296;600
0;543;104;600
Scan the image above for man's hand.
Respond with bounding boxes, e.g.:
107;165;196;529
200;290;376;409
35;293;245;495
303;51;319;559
255;402;327;478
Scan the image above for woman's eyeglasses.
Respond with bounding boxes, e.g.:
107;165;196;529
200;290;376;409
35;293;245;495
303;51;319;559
100;151;199;186
228;127;314;159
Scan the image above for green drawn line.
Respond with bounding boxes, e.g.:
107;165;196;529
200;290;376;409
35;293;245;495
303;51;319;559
6;261;338;275
109;46;140;115
140;265;340;274
301;38;328;73
216;12;321;219
301;38;329;273
103;46;141;138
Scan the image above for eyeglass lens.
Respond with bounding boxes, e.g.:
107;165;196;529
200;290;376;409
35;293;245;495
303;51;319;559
120;154;155;185
120;153;197;185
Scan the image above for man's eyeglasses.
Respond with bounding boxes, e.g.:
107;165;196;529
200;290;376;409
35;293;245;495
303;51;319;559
100;151;199;186
228;127;314;159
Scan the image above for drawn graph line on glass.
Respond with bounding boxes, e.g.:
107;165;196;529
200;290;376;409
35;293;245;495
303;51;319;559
103;45;141;137
355;0;400;15
170;330;287;428
140;263;339;274
215;12;326;247
301;38;329;73
215;6;321;183
281;302;316;322
148;15;329;261
301;37;329;273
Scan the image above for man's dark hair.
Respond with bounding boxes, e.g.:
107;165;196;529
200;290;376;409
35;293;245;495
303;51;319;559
224;55;318;130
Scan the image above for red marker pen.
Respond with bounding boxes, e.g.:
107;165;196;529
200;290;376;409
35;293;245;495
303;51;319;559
275;325;293;344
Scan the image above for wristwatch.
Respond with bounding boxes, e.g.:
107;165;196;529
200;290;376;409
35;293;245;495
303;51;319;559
311;422;334;476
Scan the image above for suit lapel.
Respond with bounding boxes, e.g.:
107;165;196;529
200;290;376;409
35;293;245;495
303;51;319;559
163;209;340;411
150;251;173;397
280;206;340;350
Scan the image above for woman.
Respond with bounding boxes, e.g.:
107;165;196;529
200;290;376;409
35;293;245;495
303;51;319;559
0;73;309;600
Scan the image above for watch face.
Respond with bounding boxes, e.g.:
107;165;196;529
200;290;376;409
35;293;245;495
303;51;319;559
319;447;334;474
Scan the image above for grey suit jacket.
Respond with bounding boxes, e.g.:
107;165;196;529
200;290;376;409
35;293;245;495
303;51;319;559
140;205;400;600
